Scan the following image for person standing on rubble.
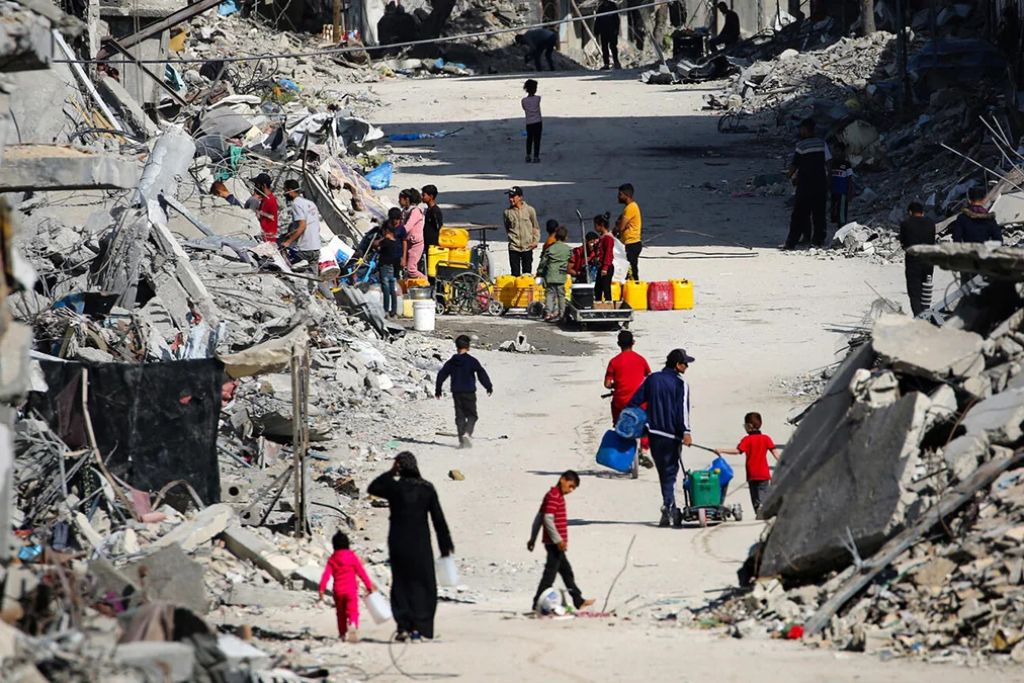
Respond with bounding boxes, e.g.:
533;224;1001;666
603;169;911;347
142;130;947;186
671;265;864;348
503;186;541;276
516;28;559;71
899;202;936;316
783;118;831;250
627;348;694;528
595;1;622;70
249;173;279;243
708;2;741;50
952;187;1003;245
615;183;642;280
367;452;454;642
399;188;426;280
281;179;322;268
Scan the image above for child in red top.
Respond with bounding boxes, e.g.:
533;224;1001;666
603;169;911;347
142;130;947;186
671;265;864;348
318;530;374;642
527;470;595;613
714;412;779;514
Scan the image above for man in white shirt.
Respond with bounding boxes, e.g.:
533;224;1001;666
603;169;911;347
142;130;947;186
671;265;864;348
281;179;323;269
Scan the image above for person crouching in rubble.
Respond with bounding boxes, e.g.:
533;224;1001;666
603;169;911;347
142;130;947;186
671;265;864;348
318;530;374;643
516;28;559;72
280;179;323;271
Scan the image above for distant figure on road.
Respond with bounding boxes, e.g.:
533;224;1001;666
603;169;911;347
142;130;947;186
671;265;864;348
435;335;493;449
595;1;622;69
521;79;543;163
367;452;454;642
783;118;831;249
614;183;642;280
709;2;740;50
628;348;695;528
952;186;1002;244
503;185;541;276
516;28;558;71
898;202;936;316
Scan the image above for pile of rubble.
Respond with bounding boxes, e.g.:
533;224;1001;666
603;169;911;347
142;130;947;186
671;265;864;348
691;244;1024;664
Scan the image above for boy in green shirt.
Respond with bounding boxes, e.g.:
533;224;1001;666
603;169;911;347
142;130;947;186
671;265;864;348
538;225;571;322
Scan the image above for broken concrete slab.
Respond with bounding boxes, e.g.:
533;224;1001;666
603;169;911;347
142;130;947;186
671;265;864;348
759;392;929;579
872;314;984;380
760;342;875;518
909;244;1024;281
216;634;271;670
290;565;321;591
0;145;140;191
113;641;196;682
961;387;1024;445
129;545;208;614
96;74;161;138
221;524;299;584
225;584;308;608
152;503;235;553
943;433;989;481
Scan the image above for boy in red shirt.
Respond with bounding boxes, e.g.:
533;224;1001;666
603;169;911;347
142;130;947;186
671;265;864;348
249;172;279;243
527;470;595;613
318;530;374;642
606;330;652;464
714;412;779;514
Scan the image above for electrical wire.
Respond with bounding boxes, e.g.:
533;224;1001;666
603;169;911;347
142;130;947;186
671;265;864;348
55;0;686;66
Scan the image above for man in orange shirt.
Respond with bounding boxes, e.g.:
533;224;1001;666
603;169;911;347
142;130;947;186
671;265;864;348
615;183;642;280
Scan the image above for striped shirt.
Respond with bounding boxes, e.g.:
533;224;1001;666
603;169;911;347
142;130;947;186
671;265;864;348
540;486;568;545
791;137;831;191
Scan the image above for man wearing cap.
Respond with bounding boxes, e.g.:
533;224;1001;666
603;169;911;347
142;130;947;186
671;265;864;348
627;349;694;528
280;179;323;269
249;173;279;243
503;186;541;276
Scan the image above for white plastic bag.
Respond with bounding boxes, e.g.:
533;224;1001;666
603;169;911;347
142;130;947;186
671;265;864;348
363;591;393;624
611;237;629;283
435;555;460;587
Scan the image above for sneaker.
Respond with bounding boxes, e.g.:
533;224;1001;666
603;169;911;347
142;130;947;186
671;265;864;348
580;598;595;609
410;631;423;642
395;631;409;642
347;629;360;643
658;507;670;527
462;435;473;449
639;453;654;469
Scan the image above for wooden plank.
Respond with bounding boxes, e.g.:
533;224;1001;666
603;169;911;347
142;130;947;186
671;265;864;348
804;450;1024;635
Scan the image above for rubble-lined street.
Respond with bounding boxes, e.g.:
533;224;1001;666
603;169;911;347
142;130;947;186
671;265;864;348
2;1;1024;682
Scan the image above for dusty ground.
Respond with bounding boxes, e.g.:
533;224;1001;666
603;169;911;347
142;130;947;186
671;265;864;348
290;72;984;681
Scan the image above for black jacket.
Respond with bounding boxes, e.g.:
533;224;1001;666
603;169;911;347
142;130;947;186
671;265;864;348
951;204;1002;244
595;1;620;38
436;353;493;396
899;215;936;250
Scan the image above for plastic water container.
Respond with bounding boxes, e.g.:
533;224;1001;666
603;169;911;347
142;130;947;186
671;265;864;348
427;246;447;278
511;275;535;307
563;276;572;298
611;281;622;301
688;470;722;507
438;227;469;249
363;591;393;624
648;281;674;311
623;281;649;311
671;279;695;310
595;430;637;473
402;297;414;318
401;277;429;293
446;247;472;266
495;274;516;307
436;555;460;587
413;299;435;331
614;406;647;439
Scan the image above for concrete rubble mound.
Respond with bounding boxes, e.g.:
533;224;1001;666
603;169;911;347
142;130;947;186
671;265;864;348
0;1;450;679
694;247;1024;663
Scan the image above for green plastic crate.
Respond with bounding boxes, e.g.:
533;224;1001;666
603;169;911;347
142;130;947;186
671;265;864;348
689;470;721;508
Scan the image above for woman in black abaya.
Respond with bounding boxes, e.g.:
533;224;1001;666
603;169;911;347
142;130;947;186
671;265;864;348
367;451;454;641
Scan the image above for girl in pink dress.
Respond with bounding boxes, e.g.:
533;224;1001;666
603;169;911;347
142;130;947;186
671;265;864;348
318;530;374;642
399;188;426;279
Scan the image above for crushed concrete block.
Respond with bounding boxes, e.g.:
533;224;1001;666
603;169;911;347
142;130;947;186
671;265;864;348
221;524;299;584
759;392;929;579
113;641;196;682
849;368;899;408
153;503;235;553
291;565;322;591
942;433;989;481
96;74;160;138
961;387;1024;445
924;384;958;430
129;545;208;614
217;634;272;670
226;584;308;608
872;314;984;380
0;145;140;191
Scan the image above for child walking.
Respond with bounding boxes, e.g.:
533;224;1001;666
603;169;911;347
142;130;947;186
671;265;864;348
318;530;374;643
522;79;542;163
714;412;779;514
435;335;493;449
528;470;595;613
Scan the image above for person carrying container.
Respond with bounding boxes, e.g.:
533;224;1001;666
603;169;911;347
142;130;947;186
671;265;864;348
627;348;694;528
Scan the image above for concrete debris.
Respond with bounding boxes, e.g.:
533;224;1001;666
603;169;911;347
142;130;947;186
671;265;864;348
0;144;141;192
707;262;1024;663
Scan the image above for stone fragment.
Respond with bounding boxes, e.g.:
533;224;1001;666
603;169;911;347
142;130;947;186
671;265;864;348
1;144;140;191
961;387;1024;445
872;314;984;380
221;524;299;584
216;634;271;670
113;641;196;682
849;368;899;407
128;545;208;614
942;433;989;481
910;557;956;588
225;584;308;608
153;503;235;553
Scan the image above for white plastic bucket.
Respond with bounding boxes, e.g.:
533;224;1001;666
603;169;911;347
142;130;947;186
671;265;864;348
413;299;435;332
318;256;340;281
363;591;392;624
435;555;459;587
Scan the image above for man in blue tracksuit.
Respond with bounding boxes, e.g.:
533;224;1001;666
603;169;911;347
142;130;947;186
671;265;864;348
628;348;694;528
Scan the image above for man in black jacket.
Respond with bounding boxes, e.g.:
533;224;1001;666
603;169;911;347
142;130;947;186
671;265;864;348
436;335;493;448
595;1;621;70
952;187;1002;244
898;202;936;316
709;2;740;50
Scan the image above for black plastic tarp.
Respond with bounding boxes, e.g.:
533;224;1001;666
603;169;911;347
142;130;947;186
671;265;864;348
28;358;223;508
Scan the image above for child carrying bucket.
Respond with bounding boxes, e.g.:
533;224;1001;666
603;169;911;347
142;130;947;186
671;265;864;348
318;530;374;643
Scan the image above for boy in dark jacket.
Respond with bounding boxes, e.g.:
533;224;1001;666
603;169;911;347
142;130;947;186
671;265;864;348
952;187;1002;244
899;202;936;316
436;335;493;448
628;348;694;528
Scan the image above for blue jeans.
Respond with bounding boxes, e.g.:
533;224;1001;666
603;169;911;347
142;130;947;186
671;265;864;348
648;434;681;510
380;265;398;315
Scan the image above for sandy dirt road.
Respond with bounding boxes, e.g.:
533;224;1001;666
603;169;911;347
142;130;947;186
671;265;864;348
308;72;987;681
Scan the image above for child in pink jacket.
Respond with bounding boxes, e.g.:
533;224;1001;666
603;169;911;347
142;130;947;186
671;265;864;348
318;530;374;642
